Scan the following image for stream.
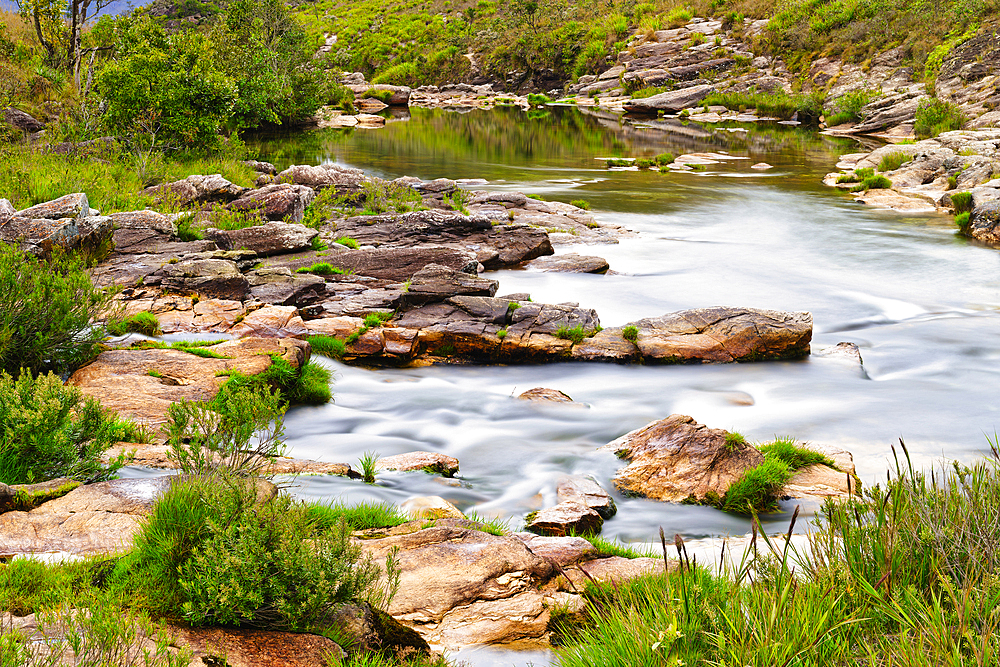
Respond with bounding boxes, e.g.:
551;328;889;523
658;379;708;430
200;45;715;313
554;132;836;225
145;106;1000;665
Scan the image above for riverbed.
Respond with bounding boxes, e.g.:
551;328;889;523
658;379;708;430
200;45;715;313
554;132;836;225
161;106;1000;664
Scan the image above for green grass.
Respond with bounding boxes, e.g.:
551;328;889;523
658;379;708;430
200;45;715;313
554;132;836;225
878;152;911;172
605;158;632;167
363;311;393;328
555;324;598;344
621;325;639;341
724;431;747;449
852;174;893;191
107;311;161;337
914;98;966;139
175;216;205;241
208;206;263;231
305;499;410;531
296;262;348;275
759;437;835;469
628;86;669;99
133;339;231;359
955;210;972;232
951;191;974;213
702;90;824;121
335;236;360;249
463;511;512;536
582;534;656;559
360;450;379;484
307;335;347;359
570;199;591;210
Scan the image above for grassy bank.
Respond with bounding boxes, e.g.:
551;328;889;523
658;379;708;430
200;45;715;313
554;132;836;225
554;441;1000;666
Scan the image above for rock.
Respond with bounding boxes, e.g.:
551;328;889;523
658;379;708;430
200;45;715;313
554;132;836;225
401;496;465;520
402;263;499;306
314;247;477;282
355;113;387;128
276;163;369;193
562;557;673;589
0;478;80;513
205;221;317;256
968;199;1000;244
526;501;603;537
326;602;429;655
346;84;412;106
514;534;599;566
246;267;326;307
243;160;277;175
0;198;14;223
227;183;316;223
1;213;113;257
599;414;764;502
0;477;176;556
376;452;460;476
359;526;554;649
109;210;176;253
814;341;864;366
556;475;616;519
751;162;773;169
524;253;609;273
852;93;927;134
304;315;365;338
339;209;493;245
154;297;246;334
478;225;554;269
854;189;937;212
15;192;90;220
782;464;855;500
228;305;310;338
68;337;309;428
154;258;251;300
143;174;248;206
517;387;573;402
4;106;45;132
355;97;389;113
171;626;347;667
624;84;716;114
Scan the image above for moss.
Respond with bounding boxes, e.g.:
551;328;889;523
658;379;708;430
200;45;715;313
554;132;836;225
2;480;81;513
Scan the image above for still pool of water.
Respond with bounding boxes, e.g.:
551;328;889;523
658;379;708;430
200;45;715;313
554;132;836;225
143;107;1000;664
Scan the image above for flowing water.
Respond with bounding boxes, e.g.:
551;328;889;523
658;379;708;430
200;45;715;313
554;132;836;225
143;107;1000;665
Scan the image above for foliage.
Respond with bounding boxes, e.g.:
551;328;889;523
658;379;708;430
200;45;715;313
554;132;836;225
95;14;237;150
555;324;597;344
163;383;287;479
581;534;655;559
363;311;393;328
724;430;746;448
621;325;638;341
0;370;139;484
297;262;348;275
878;151;911;172
335;236;360;249
570;199;591;210
826;88;875;124
360;450;379;484
301;186;346;228
305;499;410;531
207;206;263;230
308;334;347;358
951;190;973;212
702;89;824;121
759;437;835;469
852;174;893;191
0;244;116;376
107;310;161;337
955;210;971;232
914;97;966;139
358;179;423;215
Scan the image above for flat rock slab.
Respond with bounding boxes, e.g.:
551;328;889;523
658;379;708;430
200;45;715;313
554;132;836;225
562;556;674;589
376;452;460;476
514;534;599;566
359;526;554;649
526;501;603;537
68;337;309;428
0;477;175;556
600;414;763;502
525;253;609;273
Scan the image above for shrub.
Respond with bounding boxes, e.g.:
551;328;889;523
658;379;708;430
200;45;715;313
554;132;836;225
527;93;552;105
621;325;638;342
654;153;674;165
107;311;161;337
175;216;204;241
0;371;138;484
629;86;668;99
606;158;632;167
497;328;507;340
163;383;287;479
828;88;875;123
914;98;965;139
878;152;911;172
634;158;655;169
951;191;973;213
666;6;693;27
570;199;591;210
0;245;116;377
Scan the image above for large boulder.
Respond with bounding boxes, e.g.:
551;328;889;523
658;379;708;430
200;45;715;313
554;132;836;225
852;92;927;134
599;414;764;502
205;221;318;256
476;225;554;269
143;174;248;206
68;337;309;427
2;194;112;256
359;526;554;649
302;247;477;282
338;209;493;246
4;107;45;132
967;199;1000;244
109;210;177;253
401;263;499;307
276;163;369;193
153;257;251;300
525;253;609;273
556;475;616;519
246;267;326;306
16;192;90;220
226;183;316;223
526;501;603;537
624;84;716;114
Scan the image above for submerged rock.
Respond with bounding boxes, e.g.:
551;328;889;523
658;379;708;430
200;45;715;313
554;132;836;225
377;452;460;476
517;387;574;402
525;253;610;273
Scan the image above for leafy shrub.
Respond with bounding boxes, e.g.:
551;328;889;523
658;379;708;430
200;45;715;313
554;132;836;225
527;93;552;105
0;371;139;484
0;245;116;376
359;179;422;215
878;152;911;172
914;98;965;139
951;191;973;213
107;311;161;337
621;325;638;341
164;383;287;479
666;6;693;27
634;158;655;168
175;216;204;241
828;88;875;123
570;199;591;210
955;211;972;232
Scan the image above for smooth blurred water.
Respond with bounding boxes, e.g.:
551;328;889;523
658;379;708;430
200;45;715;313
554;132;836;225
245;106;1000;547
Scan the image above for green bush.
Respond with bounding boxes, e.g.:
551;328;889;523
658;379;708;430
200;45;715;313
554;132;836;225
852;174;893;191
570;199;591;210
0;245;116;377
363;312;393;328
719;456;791;513
759;437;835;469
606;158;632;168
0;371;140;484
951;191;974;213
305;499;409;531
335;236;360;249
955;210;972;232
621;325;638;342
296;262;347;275
654;153;675;165
914;98;966;139
724;431;747;449
555;324;597;344
878;152;911;172
828;88;875;123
